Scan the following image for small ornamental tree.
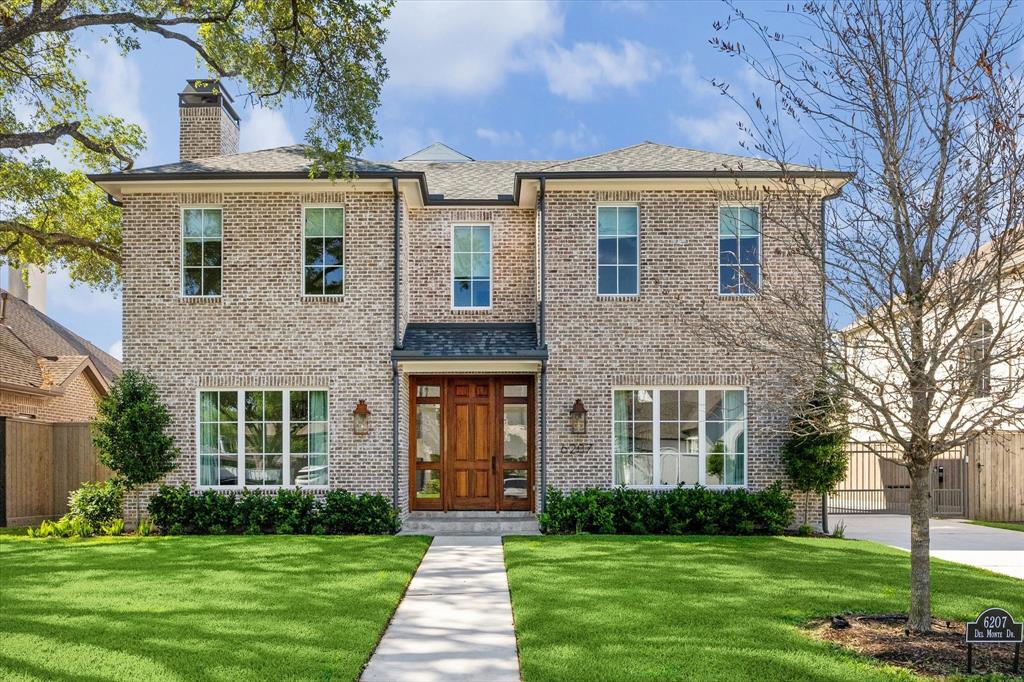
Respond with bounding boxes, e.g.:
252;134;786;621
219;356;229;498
781;380;849;529
92;370;178;519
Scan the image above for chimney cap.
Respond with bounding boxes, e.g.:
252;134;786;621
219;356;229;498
179;78;240;126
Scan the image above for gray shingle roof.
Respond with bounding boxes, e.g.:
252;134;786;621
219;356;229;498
0;290;121;392
395;323;544;359
538;141;817;173
97;141;840;201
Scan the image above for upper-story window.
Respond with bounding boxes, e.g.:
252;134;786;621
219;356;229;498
182;208;222;296
965;319;993;398
719;206;761;295
597;205;639;296
304;207;345;296
452;224;491;308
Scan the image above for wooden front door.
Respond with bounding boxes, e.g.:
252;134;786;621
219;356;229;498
447;378;495;509
409;376;534;512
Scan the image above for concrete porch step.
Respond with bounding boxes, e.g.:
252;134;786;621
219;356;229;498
399;511;541;536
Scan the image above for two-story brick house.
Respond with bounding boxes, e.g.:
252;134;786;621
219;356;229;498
90;81;850;526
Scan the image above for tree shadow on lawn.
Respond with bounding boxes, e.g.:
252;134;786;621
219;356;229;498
504;535;1023;682
0;535;430;682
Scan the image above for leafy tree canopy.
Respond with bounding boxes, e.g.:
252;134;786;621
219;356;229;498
1;0;392;290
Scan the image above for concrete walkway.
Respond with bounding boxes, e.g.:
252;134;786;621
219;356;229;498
835;515;1024;579
361;536;520;682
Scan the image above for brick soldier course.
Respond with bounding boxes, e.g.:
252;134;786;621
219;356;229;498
91;80;851;527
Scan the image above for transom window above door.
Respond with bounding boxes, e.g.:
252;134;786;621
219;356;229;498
452;224;491;308
597;205;639;296
304;207;345;296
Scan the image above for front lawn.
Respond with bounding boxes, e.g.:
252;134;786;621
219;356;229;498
0;534;430;681
504;536;1024;681
968;520;1024;533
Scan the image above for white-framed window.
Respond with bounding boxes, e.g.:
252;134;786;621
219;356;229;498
612;387;747;488
719;205;761;295
452;224;491;308
965;319;993;398
597;205;639;296
181;207;222;296
303;206;345;296
197;388;328;488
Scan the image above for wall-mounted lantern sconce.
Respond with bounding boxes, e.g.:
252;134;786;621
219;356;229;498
569;399;587;435
353;400;370;435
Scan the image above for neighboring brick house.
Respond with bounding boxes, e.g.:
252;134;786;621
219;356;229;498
0;289;120;422
90;80;851;522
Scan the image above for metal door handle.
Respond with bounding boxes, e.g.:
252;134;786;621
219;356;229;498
491;456;496;473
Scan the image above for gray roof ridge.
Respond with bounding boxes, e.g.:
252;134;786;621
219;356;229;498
538;141;655;171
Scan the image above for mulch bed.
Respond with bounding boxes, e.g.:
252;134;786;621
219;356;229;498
809;613;1022;678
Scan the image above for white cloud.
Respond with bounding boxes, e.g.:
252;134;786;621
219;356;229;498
476;128;524;147
600;1;650;13
385;0;562;96
550;123;601;152
540;40;662;101
79;42;150;139
240;108;295;152
108;340;123;361
670;114;745;151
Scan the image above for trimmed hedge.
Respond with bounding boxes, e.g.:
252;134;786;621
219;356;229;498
147;485;399;535
539;483;795;535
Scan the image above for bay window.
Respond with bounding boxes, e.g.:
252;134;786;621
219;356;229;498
613;388;746;487
198;389;328;487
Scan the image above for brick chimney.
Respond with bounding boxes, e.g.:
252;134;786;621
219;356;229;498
178;79;240;161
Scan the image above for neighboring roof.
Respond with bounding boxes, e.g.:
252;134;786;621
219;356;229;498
90;141;851;204
400;143;474;162
394;323;546;360
0;290;121;396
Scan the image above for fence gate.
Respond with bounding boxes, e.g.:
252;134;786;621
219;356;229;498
828;443;966;517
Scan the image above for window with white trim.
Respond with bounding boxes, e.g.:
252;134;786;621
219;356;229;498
719;206;760;295
613;388;746;487
597;205;639;295
198;389;328;487
182;208;222;296
452;224;491;308
304;207;345;295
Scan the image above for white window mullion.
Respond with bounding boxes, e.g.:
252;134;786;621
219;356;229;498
698;389;706;486
283;391;291;487
652;390;661;487
237;389;245;486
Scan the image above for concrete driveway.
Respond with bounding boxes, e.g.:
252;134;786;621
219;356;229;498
834;515;1024;579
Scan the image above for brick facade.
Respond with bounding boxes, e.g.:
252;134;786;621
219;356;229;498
179;106;239;161
0;373;101;423
121;183;823;525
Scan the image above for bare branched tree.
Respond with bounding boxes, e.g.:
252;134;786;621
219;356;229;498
708;0;1024;632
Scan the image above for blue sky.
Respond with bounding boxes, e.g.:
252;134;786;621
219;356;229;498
30;0;800;360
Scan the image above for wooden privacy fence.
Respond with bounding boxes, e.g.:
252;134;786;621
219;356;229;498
966;431;1024;523
0;417;111;527
829;433;1023;523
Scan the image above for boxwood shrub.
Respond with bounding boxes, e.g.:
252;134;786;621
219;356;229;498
539;483;794;535
147;485;399;535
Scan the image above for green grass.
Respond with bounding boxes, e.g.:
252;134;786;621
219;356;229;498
968;520;1024;533
0;526;29;536
504;536;1024;681
0;534;430;681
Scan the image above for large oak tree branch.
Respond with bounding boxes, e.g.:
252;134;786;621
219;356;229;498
0;219;121;265
0;121;135;169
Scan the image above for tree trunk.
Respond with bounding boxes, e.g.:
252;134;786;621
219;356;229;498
821;493;829;535
907;462;932;632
